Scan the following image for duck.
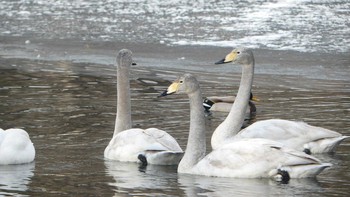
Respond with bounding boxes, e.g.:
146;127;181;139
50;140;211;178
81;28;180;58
212;47;348;154
203;93;258;114
0;128;35;165
104;49;183;165
159;73;331;180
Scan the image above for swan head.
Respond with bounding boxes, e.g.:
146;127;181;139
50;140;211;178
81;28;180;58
159;74;200;97
215;48;254;65
117;49;134;68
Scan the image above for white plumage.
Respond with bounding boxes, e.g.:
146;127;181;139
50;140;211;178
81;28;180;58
0;128;35;165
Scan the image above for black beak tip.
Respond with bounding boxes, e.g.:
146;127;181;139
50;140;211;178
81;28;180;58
158;91;168;98
215;58;226;64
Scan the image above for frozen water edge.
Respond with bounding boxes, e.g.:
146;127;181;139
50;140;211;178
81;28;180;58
0;36;349;81
0;0;349;53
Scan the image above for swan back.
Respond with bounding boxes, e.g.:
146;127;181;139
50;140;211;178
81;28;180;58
0;128;35;165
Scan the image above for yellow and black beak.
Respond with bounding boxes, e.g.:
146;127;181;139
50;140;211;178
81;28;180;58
159;81;180;97
215;51;238;64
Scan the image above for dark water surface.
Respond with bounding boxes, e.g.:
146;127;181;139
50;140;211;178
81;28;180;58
0;55;349;196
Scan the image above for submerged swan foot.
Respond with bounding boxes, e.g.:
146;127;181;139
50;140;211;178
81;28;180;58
138;154;148;166
275;169;290;184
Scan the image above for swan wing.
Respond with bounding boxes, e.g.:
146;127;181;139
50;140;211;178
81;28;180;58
144;128;183;152
236;119;346;152
104;128;183;164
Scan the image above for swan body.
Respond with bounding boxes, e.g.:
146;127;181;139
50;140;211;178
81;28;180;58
0;128;35;165
191;138;330;178
104;49;183;165
160;74;330;179
104;128;183;165
212;48;348;153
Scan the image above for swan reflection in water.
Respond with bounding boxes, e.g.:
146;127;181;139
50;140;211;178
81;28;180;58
178;174;324;197
105;160;325;196
104;160;180;196
0;162;35;196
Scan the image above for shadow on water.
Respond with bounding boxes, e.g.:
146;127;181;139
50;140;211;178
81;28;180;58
0;57;349;196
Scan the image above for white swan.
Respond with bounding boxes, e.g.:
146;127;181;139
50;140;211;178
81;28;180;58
203;93;258;114
104;49;183;165
0;128;35;165
159;73;331;179
212;48;349;153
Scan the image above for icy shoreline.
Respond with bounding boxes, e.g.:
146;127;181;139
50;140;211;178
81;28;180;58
0;36;349;81
0;0;349;53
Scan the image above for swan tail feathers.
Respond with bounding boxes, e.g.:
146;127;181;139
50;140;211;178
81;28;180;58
285;163;332;178
145;151;184;165
270;163;332;179
306;136;349;153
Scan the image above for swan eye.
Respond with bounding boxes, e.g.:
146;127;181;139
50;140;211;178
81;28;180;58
179;80;184;84
237;51;241;54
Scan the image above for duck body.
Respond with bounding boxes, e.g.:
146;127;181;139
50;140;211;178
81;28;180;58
0;128;35;165
203;95;257;114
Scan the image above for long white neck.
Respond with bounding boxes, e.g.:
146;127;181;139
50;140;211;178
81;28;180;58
114;64;132;136
178;89;207;173
211;61;254;149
